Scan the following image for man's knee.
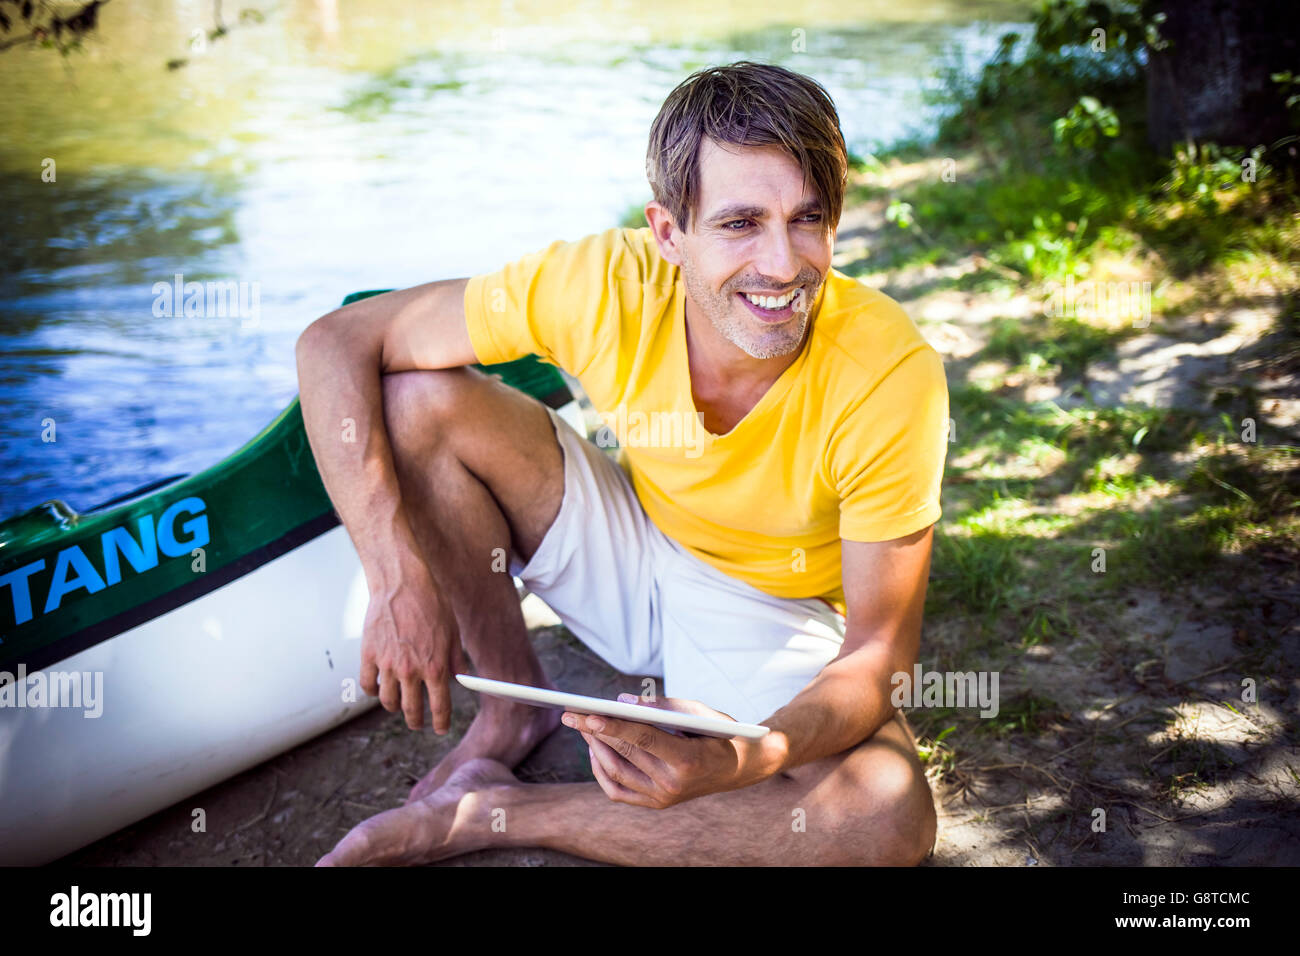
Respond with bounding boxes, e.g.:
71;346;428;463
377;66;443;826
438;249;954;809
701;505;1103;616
378;367;564;555
381;367;483;465
816;723;937;866
382;367;473;431
867;760;936;866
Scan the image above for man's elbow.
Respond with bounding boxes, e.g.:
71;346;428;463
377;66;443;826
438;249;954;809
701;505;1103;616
296;312;342;372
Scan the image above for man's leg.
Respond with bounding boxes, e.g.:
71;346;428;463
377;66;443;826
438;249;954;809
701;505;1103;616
378;367;568;800
330;367;937;865
316;710;937;866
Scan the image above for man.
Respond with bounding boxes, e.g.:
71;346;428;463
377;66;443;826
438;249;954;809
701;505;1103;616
297;61;948;866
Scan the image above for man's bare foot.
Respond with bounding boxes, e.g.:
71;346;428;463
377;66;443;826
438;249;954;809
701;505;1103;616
405;699;560;804
316;758;517;867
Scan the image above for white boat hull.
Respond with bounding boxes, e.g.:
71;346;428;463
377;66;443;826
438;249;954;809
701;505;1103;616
0;525;374;866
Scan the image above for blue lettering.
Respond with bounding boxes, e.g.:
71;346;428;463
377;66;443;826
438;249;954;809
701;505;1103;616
0;559;46;626
9;497;212;625
101;516;160;585
43;546;107;614
158;497;209;556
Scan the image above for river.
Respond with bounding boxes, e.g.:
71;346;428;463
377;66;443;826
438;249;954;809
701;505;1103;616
0;0;1027;516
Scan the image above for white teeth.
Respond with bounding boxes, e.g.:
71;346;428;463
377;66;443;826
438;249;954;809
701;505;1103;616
744;289;797;310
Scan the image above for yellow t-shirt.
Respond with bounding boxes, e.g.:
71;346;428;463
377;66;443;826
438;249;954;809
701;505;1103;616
463;226;948;615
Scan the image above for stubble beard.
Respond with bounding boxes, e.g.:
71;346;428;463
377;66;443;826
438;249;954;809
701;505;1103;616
679;248;822;360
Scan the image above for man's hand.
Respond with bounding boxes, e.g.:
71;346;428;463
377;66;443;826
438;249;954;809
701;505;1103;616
295;280;477;735
361;555;468;733
563;696;766;808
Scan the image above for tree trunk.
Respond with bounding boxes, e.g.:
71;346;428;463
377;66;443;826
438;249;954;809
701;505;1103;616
1146;0;1298;150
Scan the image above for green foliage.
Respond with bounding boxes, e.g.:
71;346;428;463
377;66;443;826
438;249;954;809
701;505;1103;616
1123;143;1293;275
980;692;1060;736
882;3;1164;275
1030;0;1165;61
884;199;916;231
1273;71;1300;128
984;313;1122;379
1158;142;1264;211
618;201;649;229
931;3;1150;159
1185;432;1300;525
847;150;884;174
915;724;957;771
1053;96;1120;153
878;0;1296;286
1006;212;1094;279
931;528;1025;616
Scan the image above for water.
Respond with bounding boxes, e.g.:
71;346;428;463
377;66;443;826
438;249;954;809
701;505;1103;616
0;0;1027;517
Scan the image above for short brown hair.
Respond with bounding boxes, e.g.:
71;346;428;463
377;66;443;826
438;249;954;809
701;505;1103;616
646;61;848;233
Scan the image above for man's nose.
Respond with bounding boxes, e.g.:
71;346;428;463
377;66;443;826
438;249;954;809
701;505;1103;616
754;225;801;288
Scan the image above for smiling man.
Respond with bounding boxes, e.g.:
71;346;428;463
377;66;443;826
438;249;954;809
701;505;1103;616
297;61;949;866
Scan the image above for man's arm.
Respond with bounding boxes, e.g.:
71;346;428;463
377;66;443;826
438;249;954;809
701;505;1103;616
294;279;477;733
567;524;935;805
743;524;934;781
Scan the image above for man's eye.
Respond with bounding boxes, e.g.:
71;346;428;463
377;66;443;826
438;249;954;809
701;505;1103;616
799;214;822;223
723;220;751;230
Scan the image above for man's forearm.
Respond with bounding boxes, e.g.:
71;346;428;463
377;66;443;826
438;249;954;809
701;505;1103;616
743;635;908;783
296;288;478;731
295;317;424;583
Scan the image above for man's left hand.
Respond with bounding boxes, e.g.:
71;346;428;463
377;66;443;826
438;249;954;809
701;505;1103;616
562;695;763;808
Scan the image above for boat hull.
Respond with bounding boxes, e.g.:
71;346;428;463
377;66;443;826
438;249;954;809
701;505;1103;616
0;525;372;865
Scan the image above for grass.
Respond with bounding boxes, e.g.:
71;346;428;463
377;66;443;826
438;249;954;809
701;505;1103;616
982;315;1130;381
888;2;1300;856
981;693;1064;737
909;362;1296;805
929;381;1297;614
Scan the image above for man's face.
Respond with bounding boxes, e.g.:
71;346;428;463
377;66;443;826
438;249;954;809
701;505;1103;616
655;138;834;360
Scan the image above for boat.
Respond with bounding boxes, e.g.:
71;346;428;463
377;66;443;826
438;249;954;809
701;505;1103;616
0;289;584;865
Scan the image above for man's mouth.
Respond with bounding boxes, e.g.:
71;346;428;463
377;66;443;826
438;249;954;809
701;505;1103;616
736;286;804;323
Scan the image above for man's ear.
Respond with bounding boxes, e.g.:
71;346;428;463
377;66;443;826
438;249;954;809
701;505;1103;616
644;200;685;267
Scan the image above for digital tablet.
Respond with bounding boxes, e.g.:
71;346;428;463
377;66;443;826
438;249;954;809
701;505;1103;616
455;674;770;740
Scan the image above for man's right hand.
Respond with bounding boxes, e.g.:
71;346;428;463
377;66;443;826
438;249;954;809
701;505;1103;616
360;556;468;734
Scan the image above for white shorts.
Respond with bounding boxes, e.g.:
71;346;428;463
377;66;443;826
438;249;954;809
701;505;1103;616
509;406;847;726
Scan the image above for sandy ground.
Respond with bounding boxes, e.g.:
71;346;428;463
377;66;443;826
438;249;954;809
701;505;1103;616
919;578;1300;866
